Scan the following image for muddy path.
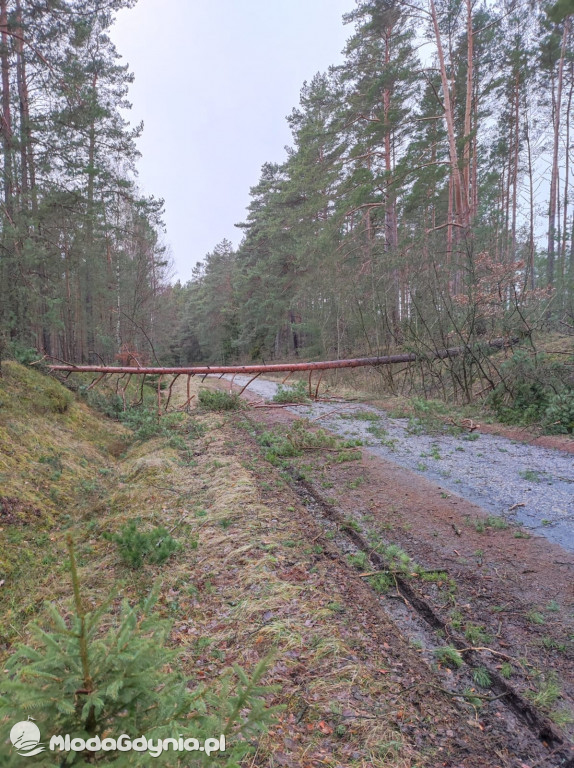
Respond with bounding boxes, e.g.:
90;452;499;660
210;377;574;766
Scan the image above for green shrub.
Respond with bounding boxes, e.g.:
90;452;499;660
488;350;572;428
198;388;243;411
0;540;279;766
500;662;513;679
257;429;301;464
349;410;381;421
434;646;463;669
407;396;455;435
143;373;169;390
104;520;181;568
347;551;369;570
367;424;388;439
85;388;124;418
272;380;309;404
368;573;393;593
6;341;41;366
544;391;574;434
82;389;187;442
377;543;413;573
526;674;562;710
333;449;362;463
473;667;492;688
119;405;164;440
120;407;183;441
464;623;491;645
286;419;337;450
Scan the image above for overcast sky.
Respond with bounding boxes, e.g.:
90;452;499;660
110;0;354;283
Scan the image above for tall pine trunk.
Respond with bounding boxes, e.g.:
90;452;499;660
547;19;570;287
559;64;573;294
0;0;13;214
85;120;97;360
430;0;467;231
383;26;400;340
462;0;473;226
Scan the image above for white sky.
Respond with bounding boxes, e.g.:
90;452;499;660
111;0;355;283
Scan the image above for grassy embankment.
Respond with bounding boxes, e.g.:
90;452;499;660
0;362;433;767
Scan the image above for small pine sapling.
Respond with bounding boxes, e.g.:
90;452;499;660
104;519;181;568
0;536;280;766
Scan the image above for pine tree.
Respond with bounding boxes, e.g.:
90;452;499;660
0;0;170;365
0;538;279;766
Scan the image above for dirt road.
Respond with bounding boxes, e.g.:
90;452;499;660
213;376;574;766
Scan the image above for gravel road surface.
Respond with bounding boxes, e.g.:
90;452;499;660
223;375;574;553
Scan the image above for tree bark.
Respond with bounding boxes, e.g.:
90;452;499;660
560;62;573;289
462;0;473;225
0;0;13;213
85;118;97;360
524;105;536;289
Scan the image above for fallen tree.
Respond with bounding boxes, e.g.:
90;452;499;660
43;337;519;410
48;337;516;377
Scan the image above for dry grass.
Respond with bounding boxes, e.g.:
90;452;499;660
0;370;427;766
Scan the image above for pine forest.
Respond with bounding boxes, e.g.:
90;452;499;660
1;2;573;767
0;0;572;380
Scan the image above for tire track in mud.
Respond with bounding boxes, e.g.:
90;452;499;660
217;374;574;764
285;469;574;768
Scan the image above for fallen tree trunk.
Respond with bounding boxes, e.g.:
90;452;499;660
48;337;517;376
